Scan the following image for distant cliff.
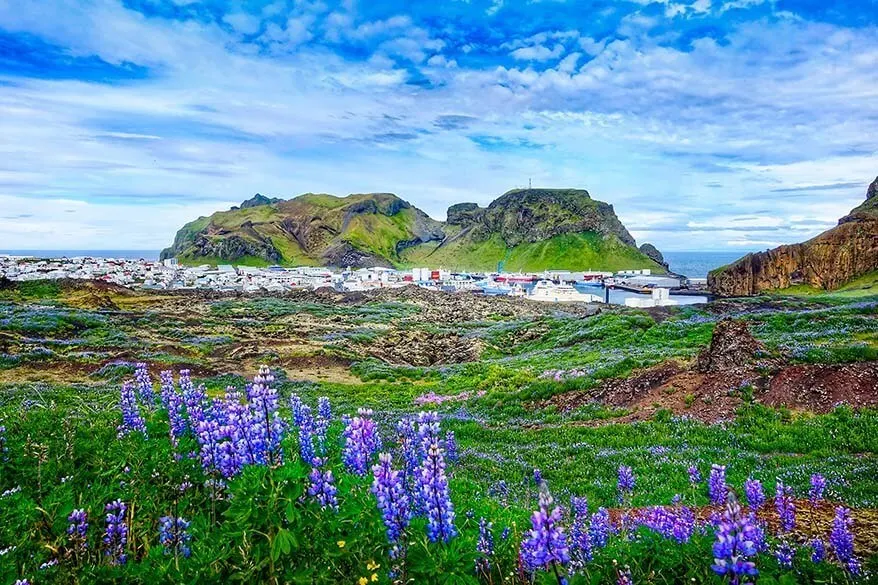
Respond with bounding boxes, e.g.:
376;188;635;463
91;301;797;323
162;188;665;272
708;176;878;296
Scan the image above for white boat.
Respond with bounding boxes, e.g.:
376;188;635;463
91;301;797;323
526;280;603;303
477;279;514;296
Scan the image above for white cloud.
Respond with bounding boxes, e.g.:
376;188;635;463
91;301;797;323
510;43;565;61
223;12;262;35
557;52;581;73
486;0;504;16
0;0;875;254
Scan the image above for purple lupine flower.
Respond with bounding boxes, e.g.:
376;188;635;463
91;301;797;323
617;465;635;501
570;496;593;567
159;516;191;558
179;369;205;418
317;396;331;421
809;474;826;503
396;417;420;483
102;500;128;566
533;468;543;486
343;408;381;476
417;411;441;449
829;507;860;575
159;370;175;410
118;381;147;439
810;539;825;563
708;464;728;506
296;404;317;466
315;396;331;454
67;509;88;553
418;441;456;542
475;517;494;575
744;479;764;510
134;362;155;407
444;431;458;463
775;480;796;533
164;379;187;447
775;539;794;568
0;425;7;461
14;580;30;585
308;457;339;511
222;389;253;471
688;466;702;485
372;453;411;542
638;505;696;543
589;508;612;548
247;366;285;465
289;394;304;427
711;494;760;585
194;417;223;476
501;526;510;540
615;565;633;585
521;489;570;573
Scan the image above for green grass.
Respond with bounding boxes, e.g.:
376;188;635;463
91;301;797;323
0;283;877;582
400;232;663;272
766;271;878;299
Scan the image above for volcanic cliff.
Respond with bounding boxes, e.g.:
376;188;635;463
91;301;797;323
708;176;878;296
162;188;665;272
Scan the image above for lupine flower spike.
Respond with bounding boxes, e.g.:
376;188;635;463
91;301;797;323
103;500;128;566
159;516;192;558
711;493;760;585
521;488;570;581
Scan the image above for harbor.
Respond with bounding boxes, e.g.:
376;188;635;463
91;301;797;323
0;254;711;306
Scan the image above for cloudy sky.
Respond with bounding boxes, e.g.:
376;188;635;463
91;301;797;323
0;0;876;252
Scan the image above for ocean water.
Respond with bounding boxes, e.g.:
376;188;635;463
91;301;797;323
662;250;750;278
0;250;160;261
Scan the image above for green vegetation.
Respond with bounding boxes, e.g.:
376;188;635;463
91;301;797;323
0;280;876;582
162;190;666;273
401;232;662;272
772;271;878;299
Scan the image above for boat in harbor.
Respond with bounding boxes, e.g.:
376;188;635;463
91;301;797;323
524;280;603;303
476;278;515;296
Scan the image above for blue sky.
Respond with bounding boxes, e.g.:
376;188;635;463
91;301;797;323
0;0;876;252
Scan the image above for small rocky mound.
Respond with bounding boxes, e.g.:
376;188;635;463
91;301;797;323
697;319;765;372
353;330;483;367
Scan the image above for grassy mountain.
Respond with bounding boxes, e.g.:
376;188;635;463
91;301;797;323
162;188;665;272
709;175;878;296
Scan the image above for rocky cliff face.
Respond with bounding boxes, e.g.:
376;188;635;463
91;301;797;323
163;188;664;271
446;189;637;248
709;177;878;296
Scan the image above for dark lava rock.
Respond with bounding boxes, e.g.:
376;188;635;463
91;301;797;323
697;319;765;372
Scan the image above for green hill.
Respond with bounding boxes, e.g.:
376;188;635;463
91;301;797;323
161;188;665;272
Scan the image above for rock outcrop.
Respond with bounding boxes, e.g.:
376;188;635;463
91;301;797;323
709;176;878;296
447;188;637;247
638;243;668;269
697;319;765;372
235;193;282;210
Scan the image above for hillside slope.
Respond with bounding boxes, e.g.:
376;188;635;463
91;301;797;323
400;189;658;272
162;188;665;272
708;176;878;296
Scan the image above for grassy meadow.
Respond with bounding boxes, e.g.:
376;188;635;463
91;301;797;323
0;280;877;583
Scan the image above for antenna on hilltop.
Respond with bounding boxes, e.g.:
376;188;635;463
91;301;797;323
528;178;532;189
